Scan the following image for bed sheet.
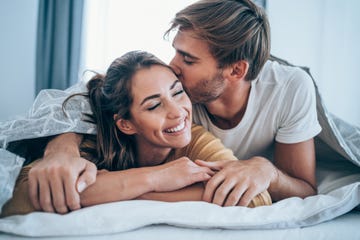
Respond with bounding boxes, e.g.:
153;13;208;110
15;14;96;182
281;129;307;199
0;210;359;240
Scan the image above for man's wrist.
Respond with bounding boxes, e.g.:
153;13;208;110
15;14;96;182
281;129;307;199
44;132;82;157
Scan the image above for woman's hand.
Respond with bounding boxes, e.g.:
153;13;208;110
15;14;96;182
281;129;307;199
150;157;214;192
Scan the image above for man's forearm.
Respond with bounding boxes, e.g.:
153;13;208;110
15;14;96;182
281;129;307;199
268;168;317;201
44;132;83;157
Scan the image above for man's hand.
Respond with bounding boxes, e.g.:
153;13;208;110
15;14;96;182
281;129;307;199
150;157;215;192
195;157;278;207
28;133;97;214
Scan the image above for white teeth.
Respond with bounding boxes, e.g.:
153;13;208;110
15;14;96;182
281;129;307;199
165;121;185;133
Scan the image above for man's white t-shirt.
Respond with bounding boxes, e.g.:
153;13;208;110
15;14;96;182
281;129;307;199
193;60;322;161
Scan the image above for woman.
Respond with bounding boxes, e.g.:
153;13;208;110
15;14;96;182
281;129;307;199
1;51;271;217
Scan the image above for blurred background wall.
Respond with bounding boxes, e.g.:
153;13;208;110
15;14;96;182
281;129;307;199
0;0;359;127
0;0;38;121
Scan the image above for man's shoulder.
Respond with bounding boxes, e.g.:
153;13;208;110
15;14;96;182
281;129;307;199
257;60;312;88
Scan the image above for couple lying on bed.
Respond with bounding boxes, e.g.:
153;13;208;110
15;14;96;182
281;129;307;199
1;51;272;217
2;0;321;217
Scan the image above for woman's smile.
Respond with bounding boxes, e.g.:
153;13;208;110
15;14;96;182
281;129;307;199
164;118;187;134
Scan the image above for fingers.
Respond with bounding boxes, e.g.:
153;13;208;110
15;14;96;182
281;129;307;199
223;184;247;207
237;187;258;207
27;157;98;214
28;169;41;211
64;172;81;211
37;173;54;213
191;172;212;183
212;179;236;206
200;166;215;177
49;172;68;214
76;162;97;193
194;159;224;171
202;172;225;203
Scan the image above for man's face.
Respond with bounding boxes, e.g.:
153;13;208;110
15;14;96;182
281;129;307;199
169;30;226;104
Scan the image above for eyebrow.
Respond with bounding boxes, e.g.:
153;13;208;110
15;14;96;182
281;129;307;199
172;44;200;61
140;80;180;105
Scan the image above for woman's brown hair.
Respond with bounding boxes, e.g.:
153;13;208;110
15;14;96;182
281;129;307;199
64;51;172;170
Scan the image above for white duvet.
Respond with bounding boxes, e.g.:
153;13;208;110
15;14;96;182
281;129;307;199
0;65;359;237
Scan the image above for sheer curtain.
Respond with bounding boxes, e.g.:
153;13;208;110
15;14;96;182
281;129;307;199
80;0;197;78
80;0;266;79
36;0;84;94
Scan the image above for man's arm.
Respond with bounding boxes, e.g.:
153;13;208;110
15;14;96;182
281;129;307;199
28;132;97;214
269;138;317;201
196;138;317;206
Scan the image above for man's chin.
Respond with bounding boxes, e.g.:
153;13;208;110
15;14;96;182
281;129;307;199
189;94;218;104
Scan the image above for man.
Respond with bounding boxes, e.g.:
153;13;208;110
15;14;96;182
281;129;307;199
28;0;321;213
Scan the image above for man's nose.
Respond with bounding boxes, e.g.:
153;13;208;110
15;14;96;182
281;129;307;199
169;57;181;76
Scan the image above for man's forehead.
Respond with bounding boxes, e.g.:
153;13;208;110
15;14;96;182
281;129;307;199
172;30;211;58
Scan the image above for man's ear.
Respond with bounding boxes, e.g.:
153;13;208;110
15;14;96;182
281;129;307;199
228;60;249;81
114;114;137;135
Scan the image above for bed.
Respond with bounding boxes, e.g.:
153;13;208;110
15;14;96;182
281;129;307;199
0;59;359;239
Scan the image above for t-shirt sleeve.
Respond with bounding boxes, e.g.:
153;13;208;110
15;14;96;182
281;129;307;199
183;124;237;162
276;68;322;143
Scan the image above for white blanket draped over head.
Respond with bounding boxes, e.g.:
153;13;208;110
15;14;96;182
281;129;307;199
0;65;359;237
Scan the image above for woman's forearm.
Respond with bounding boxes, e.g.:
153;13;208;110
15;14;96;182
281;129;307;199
80;168;154;207
137;183;204;202
80;157;215;207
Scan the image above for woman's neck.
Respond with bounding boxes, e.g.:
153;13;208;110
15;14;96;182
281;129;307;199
135;140;173;167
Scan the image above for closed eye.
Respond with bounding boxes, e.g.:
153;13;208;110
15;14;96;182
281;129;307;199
173;89;184;97
183;56;195;65
147;103;160;111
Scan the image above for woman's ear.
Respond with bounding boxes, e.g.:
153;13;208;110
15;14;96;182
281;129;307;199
114;114;137;135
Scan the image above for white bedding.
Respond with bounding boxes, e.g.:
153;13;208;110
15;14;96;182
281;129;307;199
1;211;359;240
0;156;359;238
0;59;359;238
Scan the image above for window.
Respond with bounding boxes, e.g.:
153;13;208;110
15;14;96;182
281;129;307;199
80;0;196;76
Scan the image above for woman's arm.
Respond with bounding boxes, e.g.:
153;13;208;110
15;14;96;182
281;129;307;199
137;183;204;202
135;125;272;207
80;157;213;207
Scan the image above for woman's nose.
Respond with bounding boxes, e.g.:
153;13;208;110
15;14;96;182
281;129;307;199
167;100;184;119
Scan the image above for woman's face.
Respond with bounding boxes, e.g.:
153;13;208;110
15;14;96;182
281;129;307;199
126;65;192;150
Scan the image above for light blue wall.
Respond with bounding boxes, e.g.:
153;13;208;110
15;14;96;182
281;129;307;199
268;0;360;127
0;0;38;121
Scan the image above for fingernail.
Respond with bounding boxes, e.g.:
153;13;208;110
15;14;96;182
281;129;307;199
77;181;87;193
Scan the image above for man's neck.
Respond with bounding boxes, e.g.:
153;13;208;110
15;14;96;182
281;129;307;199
205;80;251;129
